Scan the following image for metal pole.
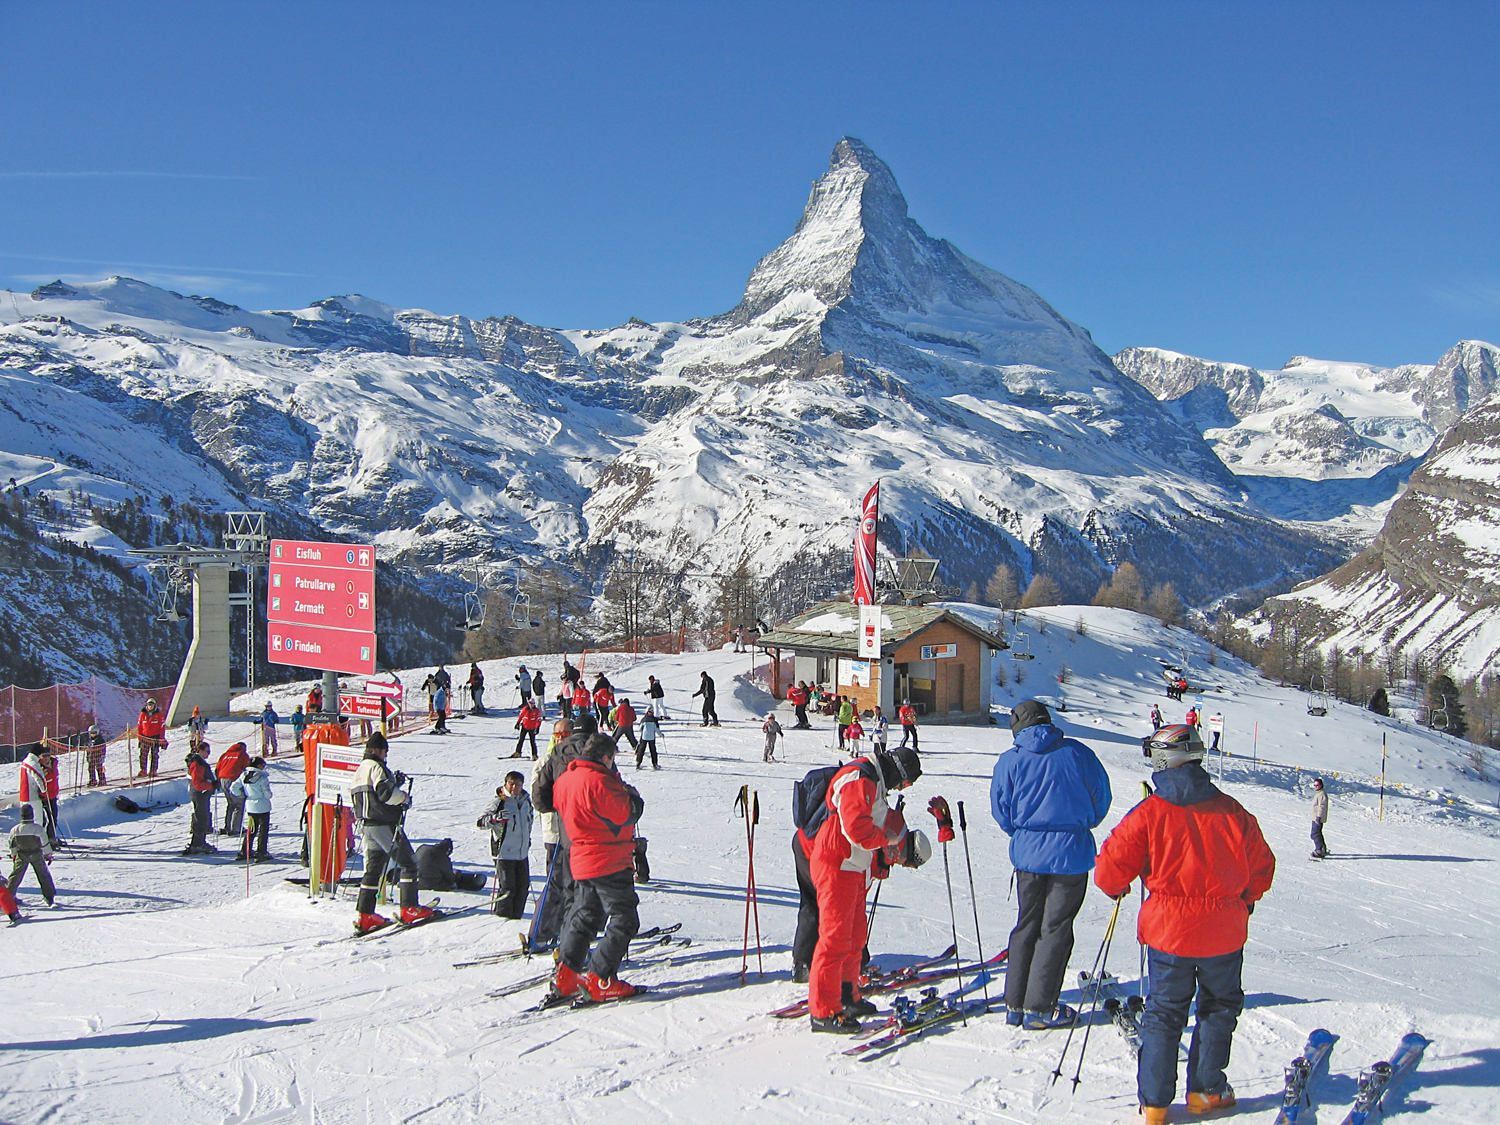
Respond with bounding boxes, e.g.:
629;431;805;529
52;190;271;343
1253;720;1258;763
1379;733;1387;821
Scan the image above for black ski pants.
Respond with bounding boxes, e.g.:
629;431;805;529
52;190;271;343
635;739;658;768
239;812;270;858
534;841;575;945
1139;946;1243;1109
222;789;245;837
613;723;639;751
791;833;820;971
899;722;918;750
494;857;529;918
515;729;538;757
356;824;418;914
698;696;719;725
558;866;640;980
189;790;213;849
1005;870;1089;1012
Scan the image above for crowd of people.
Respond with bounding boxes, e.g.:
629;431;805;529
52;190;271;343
8;653;1314;1120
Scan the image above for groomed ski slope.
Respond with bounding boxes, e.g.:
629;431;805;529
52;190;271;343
1;605;1496;1125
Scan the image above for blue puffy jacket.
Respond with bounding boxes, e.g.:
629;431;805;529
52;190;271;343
991;723;1112;875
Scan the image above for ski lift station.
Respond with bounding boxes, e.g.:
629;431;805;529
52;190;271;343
757;602;1006;723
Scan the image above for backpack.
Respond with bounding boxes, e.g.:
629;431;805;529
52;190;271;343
792;759;877;840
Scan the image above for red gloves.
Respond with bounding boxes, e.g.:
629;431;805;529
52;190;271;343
928;795;955;843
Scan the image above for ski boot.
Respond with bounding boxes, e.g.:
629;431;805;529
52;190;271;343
1139;1107;1168;1125
841;981;877;1017
1023;1002;1078;1030
355;912;392;935
580;972;640;1002
399;904;437;925
1186;1086;1235;1114
542;962;583;1006
809;1012;861;1034
1006;1007;1025;1027
792;962;810;984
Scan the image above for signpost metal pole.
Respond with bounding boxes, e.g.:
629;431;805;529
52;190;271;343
1379;732;1387;821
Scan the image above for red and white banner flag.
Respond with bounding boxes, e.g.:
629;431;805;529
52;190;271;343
853;481;880;605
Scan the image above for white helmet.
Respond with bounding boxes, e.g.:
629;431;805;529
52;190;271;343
1144;724;1206;771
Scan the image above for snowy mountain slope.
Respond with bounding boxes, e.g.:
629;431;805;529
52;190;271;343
0;140;1353;655
2;613;1495;1124
1263;387;1500;680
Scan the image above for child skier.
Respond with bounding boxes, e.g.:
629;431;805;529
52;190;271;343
231;756;273;861
478;771;534;918
762;713;783;763
636;712;660;770
8;805;55;910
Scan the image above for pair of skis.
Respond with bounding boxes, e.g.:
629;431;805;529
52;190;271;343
770;945;1006;1020
1078;971;1145;1056
485;928;691;1000
1274;1029;1429;1125
454;922;682;968
844;970;1002;1059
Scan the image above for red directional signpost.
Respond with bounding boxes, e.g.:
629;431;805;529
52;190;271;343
266;539;377;676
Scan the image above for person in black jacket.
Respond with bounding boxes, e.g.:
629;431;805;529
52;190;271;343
692;671;720;727
350;732;433;933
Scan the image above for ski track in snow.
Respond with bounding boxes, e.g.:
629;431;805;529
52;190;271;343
1;611;1498;1124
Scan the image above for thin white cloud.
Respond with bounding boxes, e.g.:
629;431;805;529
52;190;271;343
1430;282;1500;313
0;171;255;180
0;252;311;279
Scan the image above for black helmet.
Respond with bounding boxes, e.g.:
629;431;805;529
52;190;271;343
881;746;922;786
1143;724;1205;770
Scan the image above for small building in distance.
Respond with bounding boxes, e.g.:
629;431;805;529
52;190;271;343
758;601;1006;723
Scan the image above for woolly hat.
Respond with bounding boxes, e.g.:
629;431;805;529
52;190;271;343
1009;699;1052;734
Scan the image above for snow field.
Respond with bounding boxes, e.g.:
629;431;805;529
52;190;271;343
1;611;1497;1124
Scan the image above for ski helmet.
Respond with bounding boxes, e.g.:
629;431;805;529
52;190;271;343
19;805;33;822
904;828;933;868
1144;724;1206;771
1009;699;1051;734
882;745;922;786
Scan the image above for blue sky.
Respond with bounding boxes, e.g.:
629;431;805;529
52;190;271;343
3;2;1495;370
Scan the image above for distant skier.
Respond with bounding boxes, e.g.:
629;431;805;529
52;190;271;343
290;704;307;754
610;697;639;753
230;756;273;862
469;663;487;714
991;699;1112;1029
136;698;166;777
636;712;660;770
571;682;591;721
897;699;918;750
515;664;532;707
646;675;666;719
513;698;542;759
7;805;55;910
351;731;434;933
557;677;574;721
259;702;280;757
1207;711;1223;752
530;670;546;718
1149;704;1163;732
18;747;56;844
788;681;811;729
870;705;889;751
592;680;615;727
1310;778;1330;859
1094;723;1276;1122
762;713;782;763
306;684;324;716
85;724;108;787
692;671;720;727
836;696;854;751
432;684;450;734
844;714;864;759
188;705;209;751
433;664;452;693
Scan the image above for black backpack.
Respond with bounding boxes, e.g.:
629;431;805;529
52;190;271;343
792;759;877;839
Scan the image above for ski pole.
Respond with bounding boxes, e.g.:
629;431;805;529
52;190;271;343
245;815;252;899
955;801;989;1007
1049;893;1122;1088
866;794;904;940
750;790;763;977
735;785;753;983
935;803;967;1025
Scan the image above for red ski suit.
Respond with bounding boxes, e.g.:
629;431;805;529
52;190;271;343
1094;786;1276;957
807;758;907;1018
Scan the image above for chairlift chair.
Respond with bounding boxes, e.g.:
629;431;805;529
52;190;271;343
1012;631;1034;661
1307;674;1329;717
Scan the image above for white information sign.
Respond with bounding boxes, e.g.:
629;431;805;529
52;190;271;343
858;604;883;659
315;742;364;807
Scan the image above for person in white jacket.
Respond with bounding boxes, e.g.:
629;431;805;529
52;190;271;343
230;757;273;862
478;770;534;918
1310;777;1330;859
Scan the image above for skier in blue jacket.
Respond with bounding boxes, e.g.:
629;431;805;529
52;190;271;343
991;698;1112;1029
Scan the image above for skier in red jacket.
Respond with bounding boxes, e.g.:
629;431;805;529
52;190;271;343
547;734;645;1004
1094;725;1276;1122
807;746;930;1032
182;747;219;856
513;700;543;759
136;699;167;777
